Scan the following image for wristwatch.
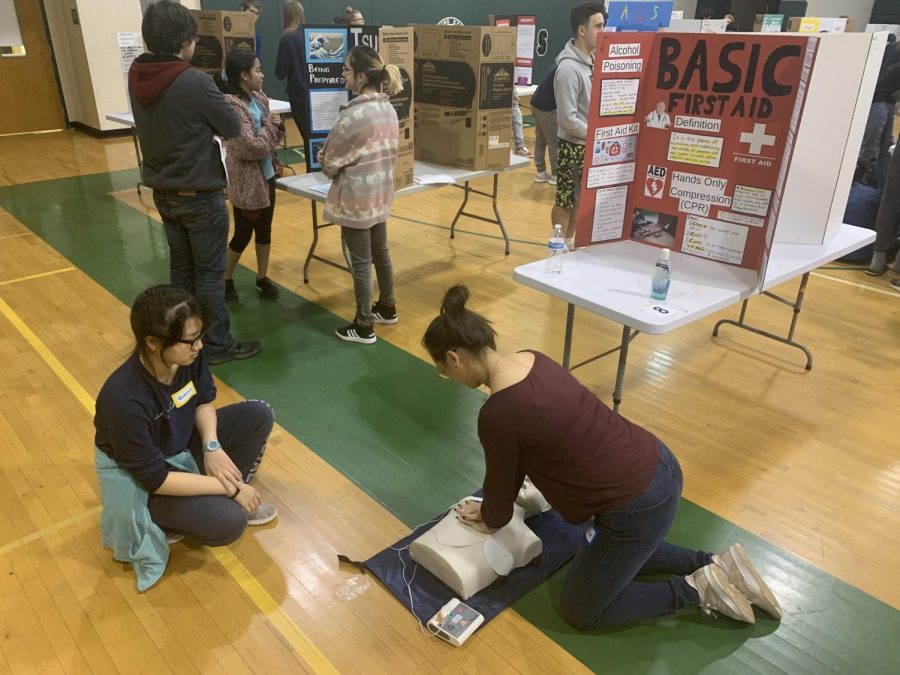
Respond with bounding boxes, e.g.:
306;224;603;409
203;440;222;453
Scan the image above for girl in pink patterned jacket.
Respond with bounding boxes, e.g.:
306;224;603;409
223;50;285;302
318;46;402;345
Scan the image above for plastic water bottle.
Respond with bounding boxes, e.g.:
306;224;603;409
547;224;566;274
650;248;671;301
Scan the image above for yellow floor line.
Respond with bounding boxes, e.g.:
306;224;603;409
0;295;95;411
0;295;339;675
0;232;33;241
811;271;899;298
213;548;340;675
0;506;103;556
0;267;76;288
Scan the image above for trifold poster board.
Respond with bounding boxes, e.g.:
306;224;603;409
490;15;537;85
664;19;702;33
301;25;414;189
866;24;900;39
607;2;674;32
575;31;887;275
413;24;515;171
788;17;850;33
773;32;885;244
574;33;818;285
754;14;785;32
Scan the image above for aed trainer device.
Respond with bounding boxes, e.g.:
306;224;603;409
427;599;484;646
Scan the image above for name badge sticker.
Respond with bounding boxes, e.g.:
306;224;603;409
171;381;197;408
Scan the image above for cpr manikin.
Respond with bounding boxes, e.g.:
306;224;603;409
410;479;552;599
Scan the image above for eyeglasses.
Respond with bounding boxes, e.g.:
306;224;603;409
342;65;354;73
436;364;449;380
157;330;206;350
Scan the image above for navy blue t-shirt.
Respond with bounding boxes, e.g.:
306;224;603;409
94;351;217;493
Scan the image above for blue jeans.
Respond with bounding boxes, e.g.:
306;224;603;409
560;443;711;630
153;190;235;357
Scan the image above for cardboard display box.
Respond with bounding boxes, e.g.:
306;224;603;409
190;10;255;76
413;24;516;171
379;27;415;190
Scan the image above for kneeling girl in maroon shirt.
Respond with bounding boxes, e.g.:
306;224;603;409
423;285;782;629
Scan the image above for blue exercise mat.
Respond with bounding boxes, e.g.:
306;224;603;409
344;504;588;626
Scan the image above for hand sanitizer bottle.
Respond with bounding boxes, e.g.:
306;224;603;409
547;224;566;274
650;248;671;301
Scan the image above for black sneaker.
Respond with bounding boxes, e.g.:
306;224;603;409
207;340;262;365
335;321;376;344
371;300;398;324
224;279;239;303
256;276;280;299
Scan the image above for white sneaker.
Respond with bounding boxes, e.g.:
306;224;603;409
534;171;551;183
549;174;558;186
247;503;278;526
165;532;184;545
715;543;782;619
689;563;755;623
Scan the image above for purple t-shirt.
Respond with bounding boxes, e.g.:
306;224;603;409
478;351;660;528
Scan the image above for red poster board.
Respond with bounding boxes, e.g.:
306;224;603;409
575;33;818;275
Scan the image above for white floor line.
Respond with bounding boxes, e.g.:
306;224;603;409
811;271;899;298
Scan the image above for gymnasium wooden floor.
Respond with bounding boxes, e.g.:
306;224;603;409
0;123;898;674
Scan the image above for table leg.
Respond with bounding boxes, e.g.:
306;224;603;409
450;181;471;240
448;175;512;254
712;272;813;370
612;326;634;412
303;200;319;284
562;303;575;369
490;174;510;255
131;129;144;194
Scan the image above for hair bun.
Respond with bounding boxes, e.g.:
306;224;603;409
441;285;469;318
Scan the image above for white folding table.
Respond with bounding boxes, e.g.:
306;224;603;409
106;99;291;194
513;225;874;410
277;155;531;283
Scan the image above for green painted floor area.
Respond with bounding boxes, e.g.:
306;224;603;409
2;170;897;674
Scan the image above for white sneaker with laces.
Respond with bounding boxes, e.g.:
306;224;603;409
715;543;782;619
688;563;755;623
247;502;278;526
534;171;551;183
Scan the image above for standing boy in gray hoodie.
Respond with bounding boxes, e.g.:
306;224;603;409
553;2;607;245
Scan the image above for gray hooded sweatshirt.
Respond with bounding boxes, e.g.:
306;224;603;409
554;39;594;145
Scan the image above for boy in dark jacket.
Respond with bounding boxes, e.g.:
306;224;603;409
129;0;261;364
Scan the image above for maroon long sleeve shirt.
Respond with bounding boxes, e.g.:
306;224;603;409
477;351;661;529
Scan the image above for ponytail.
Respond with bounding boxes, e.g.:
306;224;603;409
422;285;497;362
347;45;404;95
382;63;403;96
